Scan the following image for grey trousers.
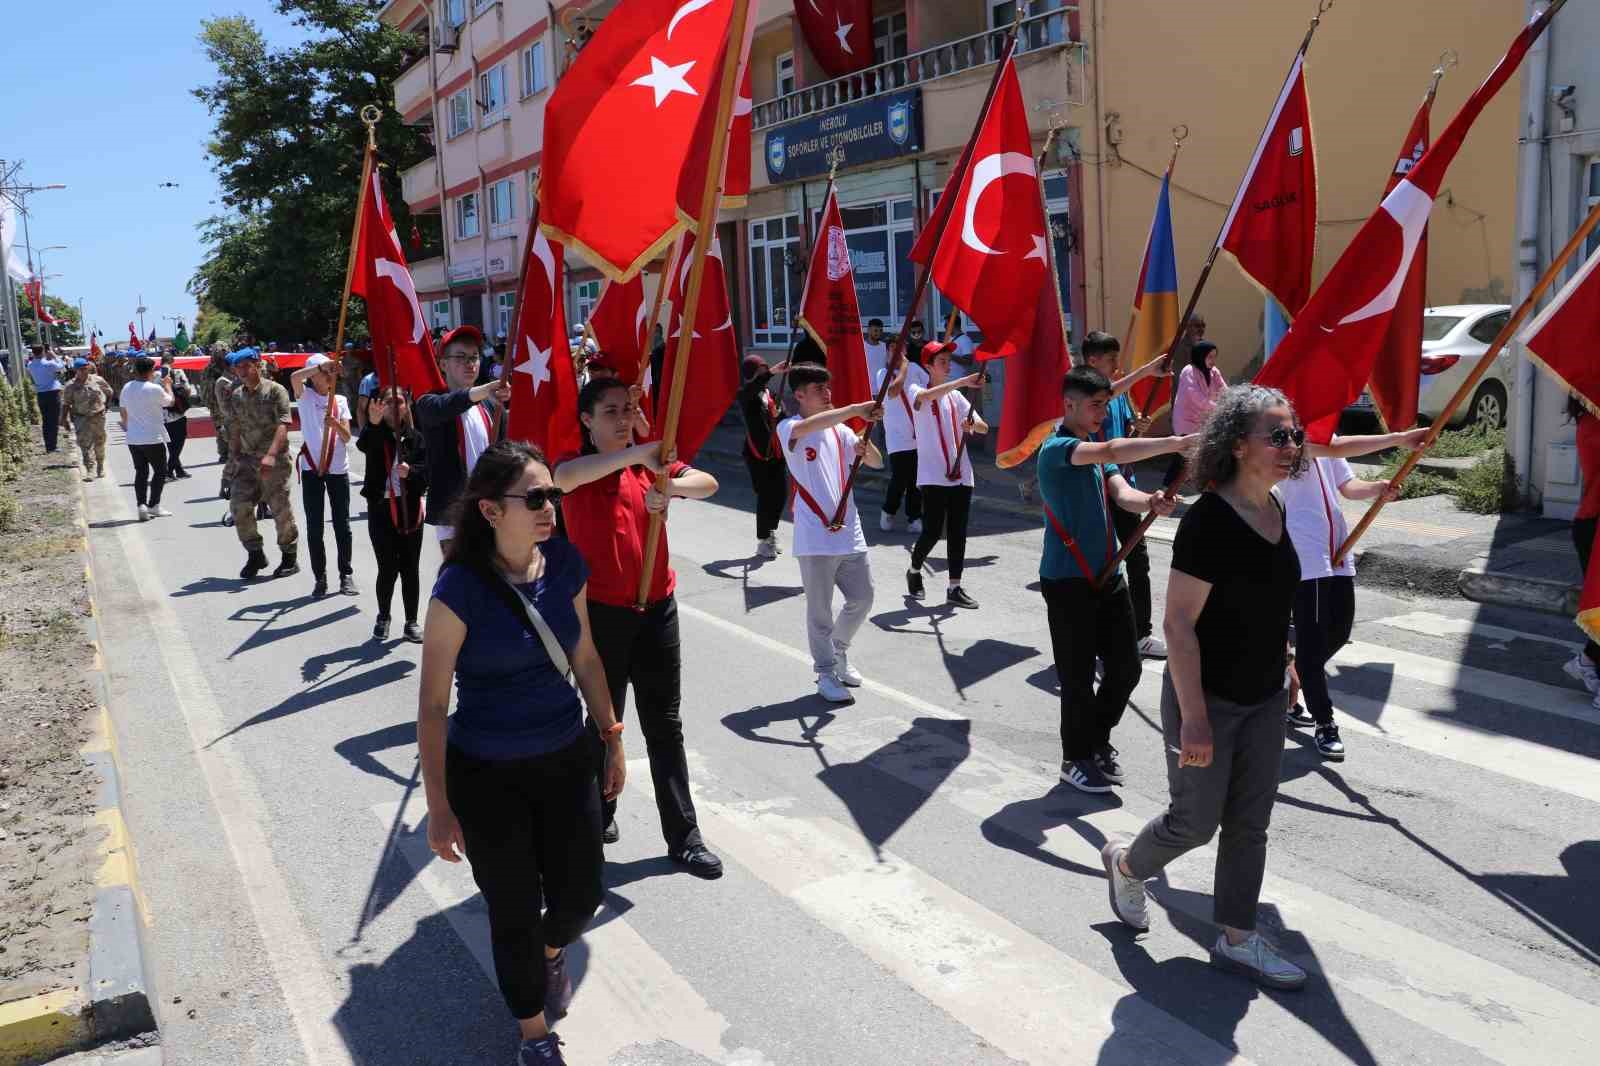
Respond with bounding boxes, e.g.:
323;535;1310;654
797;552;875;675
1124;670;1288;931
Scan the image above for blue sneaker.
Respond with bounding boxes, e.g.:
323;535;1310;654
543;948;572;1023
518;1033;566;1065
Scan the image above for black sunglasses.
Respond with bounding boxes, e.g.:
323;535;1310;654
1257;427;1307;450
502;487;564;510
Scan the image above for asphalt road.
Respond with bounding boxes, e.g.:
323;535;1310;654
82;418;1599;1066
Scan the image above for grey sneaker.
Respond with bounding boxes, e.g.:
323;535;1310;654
1137;635;1167;659
1100;841;1150;931
1210;932;1307;990
817;672;854;704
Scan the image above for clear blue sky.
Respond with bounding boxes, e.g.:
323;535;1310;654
2;1;308;343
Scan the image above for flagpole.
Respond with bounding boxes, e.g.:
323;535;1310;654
322;105;380;473
1134;0;1333;425
825;29;1020;527
634;0;753;609
1336;195;1600;566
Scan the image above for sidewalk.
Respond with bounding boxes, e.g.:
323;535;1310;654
694;419;1582;617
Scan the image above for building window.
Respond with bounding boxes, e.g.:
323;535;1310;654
447;88;473;138
872;11;908;65
473;0;497;14
455;192;480;239
775;52;795;96
445;0;466;29
572;280;601;326
988;1;1016;28
479;64;507;117
495;291;516;339
521;40;549;98
748;213;802;346
1586;158;1600;260
430;299;453;330
488;178;515;227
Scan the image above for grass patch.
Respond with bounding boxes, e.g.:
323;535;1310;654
1378;455;1453;500
0;533;83;564
1454;451;1520;514
1427;421;1505;458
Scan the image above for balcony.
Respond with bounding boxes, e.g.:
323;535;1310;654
394;53;435;120
752;8;1080;132
400;159;439;208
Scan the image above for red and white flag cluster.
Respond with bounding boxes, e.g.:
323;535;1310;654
659;232;739;462
351;166;446;397
507;205;582;460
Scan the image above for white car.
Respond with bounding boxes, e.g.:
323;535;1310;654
1345;303;1512;429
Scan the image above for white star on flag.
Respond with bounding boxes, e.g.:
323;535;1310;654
1024;234;1048;264
515;335;552;395
834;13;854;53
630;56;698;108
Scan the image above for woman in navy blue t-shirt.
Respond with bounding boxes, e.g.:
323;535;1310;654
418;440;625;1065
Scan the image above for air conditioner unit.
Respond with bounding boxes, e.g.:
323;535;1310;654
434;23;459;53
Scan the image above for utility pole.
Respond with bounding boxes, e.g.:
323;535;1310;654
0;160;68;368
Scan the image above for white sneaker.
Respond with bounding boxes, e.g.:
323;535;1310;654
756;536;778;559
1210;932;1307;990
766;533;782;556
833;651;863;687
879;511;894;532
137;505;150;522
150;506;173;518
907;518;923;534
1138;635;1168;659
1100;841;1149;931
816;672;854;703
1563;653;1600;695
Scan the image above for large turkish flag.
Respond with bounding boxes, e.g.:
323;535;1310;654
794;0;871;78
659;232;739;462
587;272;649;380
997;271;1072;469
507;205;581;460
351;166;446;396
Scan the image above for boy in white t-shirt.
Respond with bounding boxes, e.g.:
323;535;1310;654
778;364;884;704
874;342;928;533
290;354;356;598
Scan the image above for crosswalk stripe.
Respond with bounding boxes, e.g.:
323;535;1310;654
1333;640;1599;725
1377;610;1582;654
369;800;770;1065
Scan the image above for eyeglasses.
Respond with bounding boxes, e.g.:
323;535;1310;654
446;354;481;364
502;487;564;510
1255;427;1306;450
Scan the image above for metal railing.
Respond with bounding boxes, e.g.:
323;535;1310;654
752;8;1079;132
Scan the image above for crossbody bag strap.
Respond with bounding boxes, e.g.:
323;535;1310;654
499;574;576;687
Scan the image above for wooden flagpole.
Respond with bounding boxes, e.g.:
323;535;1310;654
322;105;381;472
1336;196;1600;566
634;0;753;609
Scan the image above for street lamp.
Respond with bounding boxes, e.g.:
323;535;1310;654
0;164;65;384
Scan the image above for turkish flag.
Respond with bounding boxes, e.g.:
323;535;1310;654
926;56;1051;361
588;272;649;381
794;0;871;78
1219;53;1317;316
1521;241;1600;415
90;333;102;360
128;323;142;352
797;184;871;430
25;277;59;325
1257;7;1559;441
1365;92;1434;430
507;205;582;460
723;64;753;208
997;272;1072;469
542;0;744;281
350;166;446;397
660;231;739;462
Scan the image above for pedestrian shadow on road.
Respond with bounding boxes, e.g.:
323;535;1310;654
205;659;414;748
170;575;252;597
701;557;803;613
872;603;1040;698
336;720;418;788
979;786;1120;880
228;599;360;659
723;697;840;753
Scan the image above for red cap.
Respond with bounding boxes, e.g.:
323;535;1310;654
438;324;485;352
920;340;956;363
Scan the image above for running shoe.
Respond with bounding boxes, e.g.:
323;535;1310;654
946;586;979;609
137;505;150;522
817;672;854;704
879;511;894;532
1563;653;1600;695
834;651;863;687
149;506;173;518
403;622;423;644
1210;932;1307;990
1137;635;1168;659
518;1033;566;1065
1093;745;1125;785
906;569;925;599
372;616;390;641
756;536;777;559
1061;759;1114;794
602;820;620;844
1314;724;1346;761
1100;841;1150;931
1285;703;1317;726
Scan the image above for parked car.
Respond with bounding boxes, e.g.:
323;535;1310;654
1342;303;1512;430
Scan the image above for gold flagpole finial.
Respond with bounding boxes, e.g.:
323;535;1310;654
826;146;844;183
359;104;381;149
1430;49;1458;96
1168;124;1189;171
1014;1;1027;30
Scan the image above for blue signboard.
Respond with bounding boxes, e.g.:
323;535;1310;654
764;89;923;184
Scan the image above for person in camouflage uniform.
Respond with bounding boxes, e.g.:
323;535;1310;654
201;345;235;478
61;359;114;480
225;348;300;580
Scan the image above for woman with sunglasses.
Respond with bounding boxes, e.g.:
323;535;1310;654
1102;385;1309;990
357;387;430;642
419;440;625;1066
553;377;724;879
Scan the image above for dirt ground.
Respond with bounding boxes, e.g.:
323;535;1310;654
0;446;102;1008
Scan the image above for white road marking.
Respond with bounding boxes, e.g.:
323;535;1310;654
369;800;773;1065
1378;610;1582;653
1334;639;1599;724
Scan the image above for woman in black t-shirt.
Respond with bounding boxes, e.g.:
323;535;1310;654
1100;384;1310;991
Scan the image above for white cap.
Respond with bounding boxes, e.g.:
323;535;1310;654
305;353;332;370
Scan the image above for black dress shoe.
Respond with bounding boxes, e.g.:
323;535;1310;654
671;843;723;880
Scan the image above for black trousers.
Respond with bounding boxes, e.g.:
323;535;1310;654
883;449;923;520
164;415;189;474
446;736;604;1021
1292;576;1356;726
1042;574;1142;761
744;452;788;540
1575;517;1600;666
301;470;353;578
586;596;701;851
128;443;168;507
367;499;423;622
911;484;972;581
1112;505;1153;639
38;390;61;452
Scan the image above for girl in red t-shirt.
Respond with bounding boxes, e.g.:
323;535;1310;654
1567;395;1600;695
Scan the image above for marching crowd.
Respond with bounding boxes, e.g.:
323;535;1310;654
30;321;1444;1065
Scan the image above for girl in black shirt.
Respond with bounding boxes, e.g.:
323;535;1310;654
356;387;429;641
1101;384;1309;991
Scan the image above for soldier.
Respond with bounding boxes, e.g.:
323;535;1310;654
61;359;114;481
225;348;300;580
201;344;235;490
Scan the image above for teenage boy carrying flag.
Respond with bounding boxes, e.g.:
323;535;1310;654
779;364;884;704
1039;367;1192;793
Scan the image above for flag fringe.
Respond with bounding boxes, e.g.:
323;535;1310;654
1525;350;1600;420
997;417;1059;470
539;217;689;285
1578;604;1600;646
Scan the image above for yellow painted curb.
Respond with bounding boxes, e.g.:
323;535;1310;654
0;987;89;1064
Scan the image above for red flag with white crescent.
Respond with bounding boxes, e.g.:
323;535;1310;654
1257;5;1561;441
25;277;60;325
660;232;739;462
507;205;582;460
350;166;447;396
797;184;871;429
1520;242;1600;416
793;0;871;78
587;272;649;380
128;323;142;351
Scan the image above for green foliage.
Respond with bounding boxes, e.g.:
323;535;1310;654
1453;451;1520;515
1427;421;1505;459
192;302;242;349
12;288;83;347
0;373;30;480
1378;454;1452;500
20;377;40;425
189;1;434;344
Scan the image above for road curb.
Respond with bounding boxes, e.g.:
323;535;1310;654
0;491;161;1065
1458;556;1580;616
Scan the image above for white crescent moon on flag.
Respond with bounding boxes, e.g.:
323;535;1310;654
961;152;1037;256
374;258;426;344
667;0;715;39
530;231;556;299
1337;180;1433;327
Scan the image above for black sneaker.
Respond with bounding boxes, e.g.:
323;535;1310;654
602;819;620;844
1314;724;1346;761
312;576;329;599
340;574;359;596
373;616;390;641
946;586;979;609
1285;703;1317;726
402;621;423;644
906;569;925;599
543;948;573;1023
671;843;724;880
518;1033;566;1065
1061;758;1114;794
1093;745;1125;785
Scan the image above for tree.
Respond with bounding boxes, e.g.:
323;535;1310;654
12;288;82;347
192;301;242;349
189;2;433;345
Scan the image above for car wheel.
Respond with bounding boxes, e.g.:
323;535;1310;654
1471;381;1507;430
